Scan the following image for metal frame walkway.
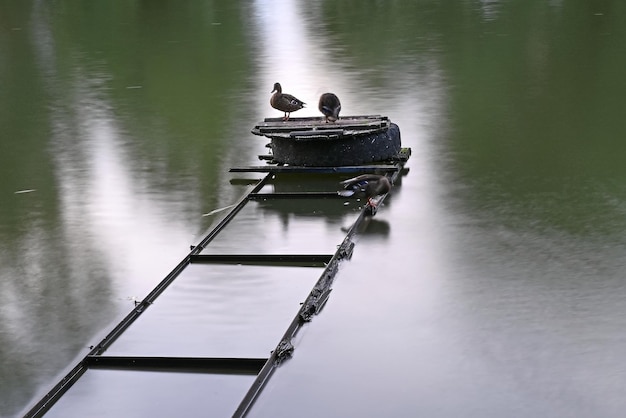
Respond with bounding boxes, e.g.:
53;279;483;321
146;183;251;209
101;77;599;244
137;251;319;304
24;148;411;418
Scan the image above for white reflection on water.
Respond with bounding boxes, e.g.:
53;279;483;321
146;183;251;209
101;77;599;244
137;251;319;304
249;0;448;126
250;0;386;118
47;71;199;299
104;264;321;359
246;1;458;417
250;0;330;117
44;370;255;418
477;0;504;22
201;198;358;255
5;4;205;415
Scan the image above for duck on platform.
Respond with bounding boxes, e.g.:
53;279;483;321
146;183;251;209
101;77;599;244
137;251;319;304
339;174;392;208
318;93;341;123
270;82;305;121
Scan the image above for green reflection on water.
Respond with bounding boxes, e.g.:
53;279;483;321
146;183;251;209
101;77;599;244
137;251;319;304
2;0;626;416
1;1;252;415
311;0;626;236
439;1;626;236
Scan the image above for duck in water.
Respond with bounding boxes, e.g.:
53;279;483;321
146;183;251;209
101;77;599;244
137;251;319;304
339;174;391;208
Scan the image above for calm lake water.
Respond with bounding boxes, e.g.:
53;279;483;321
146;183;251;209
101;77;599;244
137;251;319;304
2;1;626;417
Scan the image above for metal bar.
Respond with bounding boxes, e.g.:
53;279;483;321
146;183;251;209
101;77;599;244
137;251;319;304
22;362;88;418
232;230;360;418
288;129;345;137
23;255;195;418
85;356;266;375
394;147;412;162
24;154;409;418
229;165;399;174
232;186;372;418
23;172;277;418
248;192;344;199
232;160;408;417
258;124;384;134
193;172;275;251
261;115;384;124
230;178;264;186
190;254;332;266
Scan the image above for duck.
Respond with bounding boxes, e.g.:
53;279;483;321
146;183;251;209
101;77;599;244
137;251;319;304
338;174;392;207
318;92;341;122
270;82;305;120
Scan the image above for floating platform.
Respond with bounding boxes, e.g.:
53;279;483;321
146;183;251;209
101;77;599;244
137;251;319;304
251;115;401;167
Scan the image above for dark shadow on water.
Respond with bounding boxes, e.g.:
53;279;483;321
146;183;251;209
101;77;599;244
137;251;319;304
257;197;354;230
360;218;391;239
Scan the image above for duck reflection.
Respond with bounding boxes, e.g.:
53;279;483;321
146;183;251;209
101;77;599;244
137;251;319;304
249;173;397;228
361;218;390;238
256;196;351;230
341;216;391;240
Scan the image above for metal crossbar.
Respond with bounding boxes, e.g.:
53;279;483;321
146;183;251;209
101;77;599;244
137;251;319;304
231;165;405;417
248;191;343;199
190;254;332;266
24;153;409;418
85;356;266;375
229;165;399;174
22;172;276;418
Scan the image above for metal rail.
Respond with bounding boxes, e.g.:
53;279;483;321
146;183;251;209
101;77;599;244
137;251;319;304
190;254;332;267
229;165;400;174
24;153;410;418
22;172;276;418
249;191;344;199
232;165;406;417
85;356;266;375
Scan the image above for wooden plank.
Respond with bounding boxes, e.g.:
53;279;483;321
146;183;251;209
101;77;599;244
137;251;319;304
258;118;385;127
255;121;386;133
262;115;384;124
252;115;389;138
288;129;345;137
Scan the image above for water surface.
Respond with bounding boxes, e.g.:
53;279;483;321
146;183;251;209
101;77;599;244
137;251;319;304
2;1;626;417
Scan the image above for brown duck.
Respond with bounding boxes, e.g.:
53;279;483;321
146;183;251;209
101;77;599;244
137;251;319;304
270;82;305;120
318;93;341;122
339;174;391;207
